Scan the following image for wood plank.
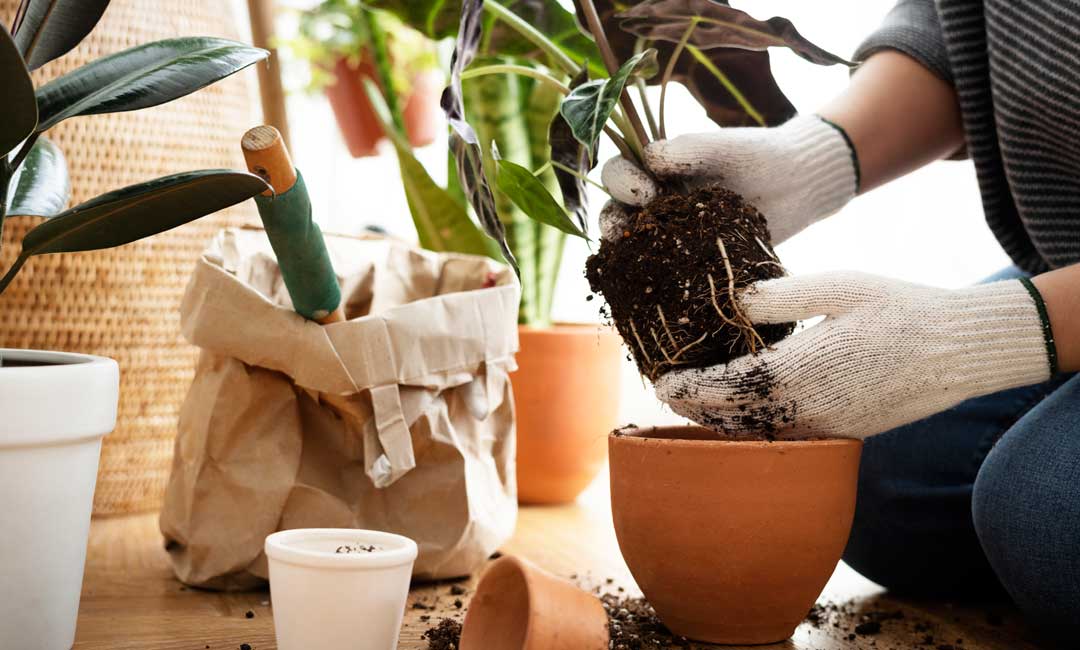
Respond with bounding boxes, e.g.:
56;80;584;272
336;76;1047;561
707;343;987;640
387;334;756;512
74;474;1043;650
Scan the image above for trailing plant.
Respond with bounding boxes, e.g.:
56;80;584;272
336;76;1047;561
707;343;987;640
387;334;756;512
0;1;270;294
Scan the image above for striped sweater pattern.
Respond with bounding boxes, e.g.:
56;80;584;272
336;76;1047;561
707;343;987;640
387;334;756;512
856;0;1080;273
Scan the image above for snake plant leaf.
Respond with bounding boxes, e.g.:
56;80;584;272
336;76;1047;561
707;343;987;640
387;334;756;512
549;68;596;234
496;158;586;239
617;0;852;66
560;49;657;151
1;169;267;292
7;137;69;218
0;25;37;158
572;0;796;127
369;0;603;76
443;0;516;270
35;37;268;132
12;0;111;70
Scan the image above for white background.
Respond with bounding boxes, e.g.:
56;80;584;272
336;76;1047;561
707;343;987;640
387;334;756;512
235;0;1010;427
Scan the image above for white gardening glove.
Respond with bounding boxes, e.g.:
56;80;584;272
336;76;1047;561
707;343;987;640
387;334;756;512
655;272;1056;440
600;114;858;244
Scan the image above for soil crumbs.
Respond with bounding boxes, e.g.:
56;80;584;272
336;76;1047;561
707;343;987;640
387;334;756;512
421;618;462;650
585;185;792;382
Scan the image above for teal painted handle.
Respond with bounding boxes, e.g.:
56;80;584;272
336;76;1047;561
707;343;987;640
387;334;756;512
254;171;341;321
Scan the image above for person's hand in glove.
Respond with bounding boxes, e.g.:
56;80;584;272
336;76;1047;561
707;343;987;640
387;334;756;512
599;114;859;244
654;272;1059;440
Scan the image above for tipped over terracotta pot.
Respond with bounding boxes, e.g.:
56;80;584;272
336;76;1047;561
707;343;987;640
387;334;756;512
609;426;862;645
460;556;608;650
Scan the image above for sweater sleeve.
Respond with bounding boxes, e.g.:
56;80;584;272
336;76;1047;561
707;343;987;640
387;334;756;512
854;0;953;84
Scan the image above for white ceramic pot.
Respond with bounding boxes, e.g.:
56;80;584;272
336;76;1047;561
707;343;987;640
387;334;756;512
266;528;418;650
0;349;119;650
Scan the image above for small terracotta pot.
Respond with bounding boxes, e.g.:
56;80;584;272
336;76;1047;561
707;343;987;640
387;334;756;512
460;556;608;650
513;325;622;504
609;426;862;645
322;56;441;158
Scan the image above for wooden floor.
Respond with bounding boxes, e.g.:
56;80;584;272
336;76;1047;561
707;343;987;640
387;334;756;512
74;473;1047;650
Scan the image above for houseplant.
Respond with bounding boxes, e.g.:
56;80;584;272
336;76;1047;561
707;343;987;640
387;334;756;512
0;3;268;646
367;0;624;504
290;1;441;157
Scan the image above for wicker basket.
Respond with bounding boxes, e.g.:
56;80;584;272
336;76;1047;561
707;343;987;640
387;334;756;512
0;0;259;515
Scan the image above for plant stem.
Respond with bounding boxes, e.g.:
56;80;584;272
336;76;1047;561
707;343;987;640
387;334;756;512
577;0;650;148
687;44;765;126
462;64;571;95
532;161;553;177
8;132;39;175
483;0;580;77
633;39;660;141
552;160;611;195
0;254;27;295
659;20;698;140
362;9;407;136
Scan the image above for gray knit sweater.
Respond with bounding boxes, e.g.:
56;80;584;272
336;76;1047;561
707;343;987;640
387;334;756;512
856;0;1080;273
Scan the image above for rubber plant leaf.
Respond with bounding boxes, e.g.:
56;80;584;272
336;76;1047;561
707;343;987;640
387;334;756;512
35;37;268;132
572;0;796;127
617;0;852;66
7;137;69;218
560;49;658;151
362;77;494;258
549;68;596;234
0;24;37;159
369;0;603;75
12;0;111;70
442;0;517;270
0;170;268;292
496;158;586;239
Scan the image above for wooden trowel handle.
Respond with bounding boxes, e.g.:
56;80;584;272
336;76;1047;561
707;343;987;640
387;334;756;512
242;125;297;196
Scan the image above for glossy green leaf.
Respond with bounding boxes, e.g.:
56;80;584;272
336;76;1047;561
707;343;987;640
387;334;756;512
0;25;37;158
7;137;69;217
618;0;852;66
35;37;268;132
559;49;657;151
496;159;585;239
12;0;111;70
0;170;267;293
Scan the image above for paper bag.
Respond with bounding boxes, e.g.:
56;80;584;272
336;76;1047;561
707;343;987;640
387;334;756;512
160;227;520;590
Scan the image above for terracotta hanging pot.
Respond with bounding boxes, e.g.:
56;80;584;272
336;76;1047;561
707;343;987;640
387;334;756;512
609;426;862;644
322;55;441;158
460;555;609;650
512;325;622;504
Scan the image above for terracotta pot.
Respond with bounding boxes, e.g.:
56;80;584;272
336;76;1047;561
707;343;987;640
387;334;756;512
513;325;622;504
323;56;441;158
609;426;862;644
460;555;608;650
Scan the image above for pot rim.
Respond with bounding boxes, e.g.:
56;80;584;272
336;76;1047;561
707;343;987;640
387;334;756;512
517;322;617;336
611;425;862;448
265;528;418;570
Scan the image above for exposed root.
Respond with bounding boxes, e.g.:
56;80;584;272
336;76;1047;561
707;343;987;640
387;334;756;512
715;237;765;352
656;305;680;351
629;319;653;369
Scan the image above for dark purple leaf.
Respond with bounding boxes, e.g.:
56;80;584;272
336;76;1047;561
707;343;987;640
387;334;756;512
618;0;852;66
550;68;597;233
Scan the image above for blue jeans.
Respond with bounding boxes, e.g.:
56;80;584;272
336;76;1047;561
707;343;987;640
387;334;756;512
842;267;1080;643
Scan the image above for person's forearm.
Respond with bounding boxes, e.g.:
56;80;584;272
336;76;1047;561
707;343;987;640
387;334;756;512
1032;264;1080;372
817;50;965;193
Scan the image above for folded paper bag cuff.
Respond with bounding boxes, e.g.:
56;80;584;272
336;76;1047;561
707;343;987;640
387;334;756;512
179;228;519;487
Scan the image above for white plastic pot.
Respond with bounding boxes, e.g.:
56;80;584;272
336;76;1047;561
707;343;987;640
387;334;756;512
0;349;119;650
266;528;418;650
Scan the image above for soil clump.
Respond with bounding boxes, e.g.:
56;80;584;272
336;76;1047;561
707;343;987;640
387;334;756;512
586;185;792;381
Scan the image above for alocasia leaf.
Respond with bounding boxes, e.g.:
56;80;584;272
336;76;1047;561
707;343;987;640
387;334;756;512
495;158;586;239
549;68;596;233
0;25;37;159
35;37;268;132
618;0;852;66
7;137;69;218
559;49;658;151
12;0;111;70
442;0;517;270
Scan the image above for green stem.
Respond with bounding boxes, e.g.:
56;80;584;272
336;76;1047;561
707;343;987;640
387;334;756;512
532;161;553;177
552;160;611;196
483;1;580;77
462;64;570;95
363;10;407;136
634;39;660;141
660;20;698;140
687;44;765;126
0;254;27;295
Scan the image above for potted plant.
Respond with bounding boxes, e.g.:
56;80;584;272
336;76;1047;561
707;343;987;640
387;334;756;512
0;4;268;647
367;0;625;505
290;1;442;157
